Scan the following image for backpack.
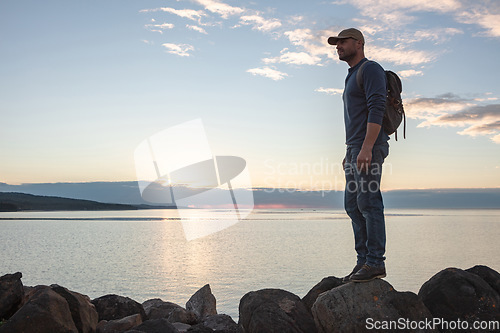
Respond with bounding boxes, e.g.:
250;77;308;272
356;61;406;140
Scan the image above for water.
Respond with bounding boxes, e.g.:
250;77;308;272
1;209;499;320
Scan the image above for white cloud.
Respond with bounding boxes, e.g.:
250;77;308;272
315;87;344;96
492;133;500;143
192;0;244;19
239;15;282;32
457;10;500;37
334;0;461;28
145;23;175;34
398;69;424;78
264;50;322;66
162;43;195;57
367;45;435;66
140;7;207;22
187;24;208;34
246;67;288;81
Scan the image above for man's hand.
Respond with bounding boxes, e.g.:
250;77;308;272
356;147;372;173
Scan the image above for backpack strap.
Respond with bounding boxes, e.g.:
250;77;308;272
355;60;371;92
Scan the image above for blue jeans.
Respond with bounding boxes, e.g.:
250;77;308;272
344;143;389;268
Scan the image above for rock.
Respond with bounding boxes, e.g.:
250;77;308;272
239;288;317;333
202;314;241;332
312;279;433;333
466;265;500;296
0;272;24;321
51;284;99;333
301;276;343;315
142;299;196;324
126;318;179;333
418;267;500;323
186;285;217;320
96;313;142;333
186;323;213;332
172;322;191;332
92;294;147;322
0;287;78;333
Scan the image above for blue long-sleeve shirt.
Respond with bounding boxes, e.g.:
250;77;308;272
343;58;389;146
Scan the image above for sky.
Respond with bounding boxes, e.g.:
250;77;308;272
1;0;500;191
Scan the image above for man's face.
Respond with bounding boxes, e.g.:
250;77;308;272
336;38;359;62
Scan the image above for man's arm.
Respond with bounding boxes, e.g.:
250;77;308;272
357;122;382;172
357;62;386;172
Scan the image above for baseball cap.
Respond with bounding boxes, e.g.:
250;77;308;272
328;28;365;45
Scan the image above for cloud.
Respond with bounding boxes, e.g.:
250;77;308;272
140;7;207;22
246;67;288;81
264;50;322;66
145;23;175;34
315;87;344;96
162;43;195;57
366;45;435;66
406;95;500;143
405;93;471;120
336;0;461;29
187;24;208;34
239;15;282;32
398;69;424;78
192;0;244;19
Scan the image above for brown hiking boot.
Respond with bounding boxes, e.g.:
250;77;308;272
342;263;365;283
350;264;386;282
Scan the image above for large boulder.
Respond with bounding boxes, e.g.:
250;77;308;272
0;287;78;333
51;284;98;333
142;298;196;324
312;279;433;333
92;294;147;322
125;318;179;333
0;272;24;321
96;313;142;333
239;288;317;333
466;265;500;296
301;276;343;315
202;314;241;332
186;285;217;320
418;267;500;324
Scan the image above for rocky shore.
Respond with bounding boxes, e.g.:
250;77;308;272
1;265;499;332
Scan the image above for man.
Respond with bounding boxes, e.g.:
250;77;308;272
328;28;389;282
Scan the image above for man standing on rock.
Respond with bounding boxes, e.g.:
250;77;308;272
328;28;389;282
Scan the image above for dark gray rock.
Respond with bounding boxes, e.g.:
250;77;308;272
51;284;98;333
96;313;142;333
313;279;433;333
172;322;191;332
186;285;217;320
418;267;500;325
92;294;147;322
142;298;196;324
301;276;343;315
239;288;317;333
126;318;179;333
202;314;241;332
466;265;500;297
0;287;78;333
0;272;24;321
186;323;213;332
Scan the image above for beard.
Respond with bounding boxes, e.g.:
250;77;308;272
338;49;356;62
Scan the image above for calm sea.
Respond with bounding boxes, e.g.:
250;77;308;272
1;209;499;320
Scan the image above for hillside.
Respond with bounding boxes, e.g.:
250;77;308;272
0;192;166;212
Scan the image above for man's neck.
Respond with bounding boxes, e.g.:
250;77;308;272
347;54;365;68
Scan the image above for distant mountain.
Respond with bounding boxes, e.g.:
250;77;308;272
0;182;499;209
0;192;172;212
